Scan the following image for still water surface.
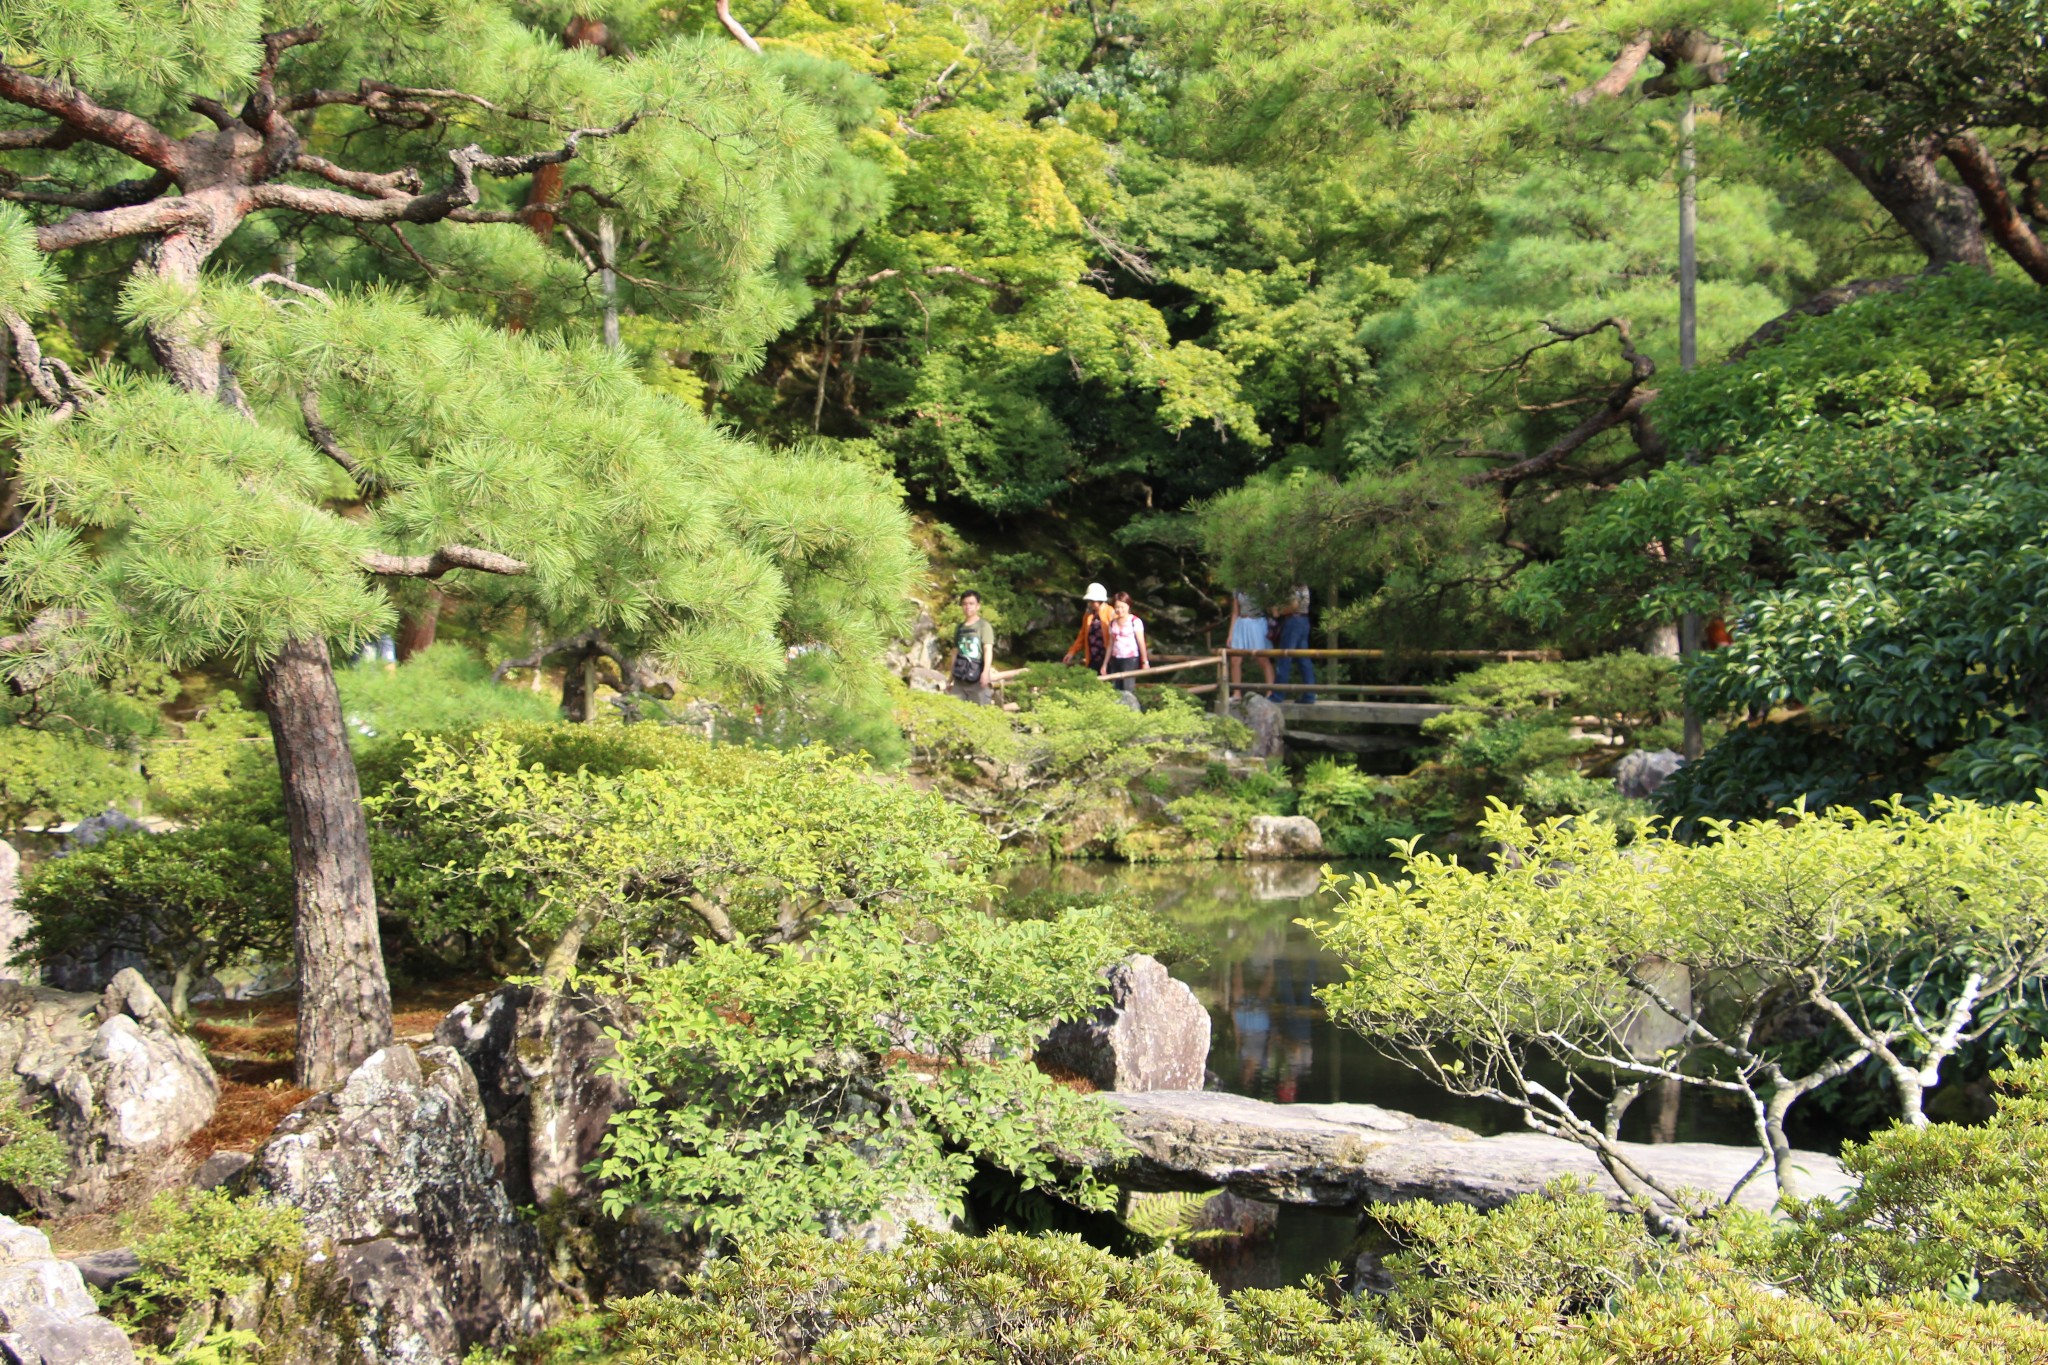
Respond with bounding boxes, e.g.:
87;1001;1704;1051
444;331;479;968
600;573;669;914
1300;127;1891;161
1002;858;1789;1289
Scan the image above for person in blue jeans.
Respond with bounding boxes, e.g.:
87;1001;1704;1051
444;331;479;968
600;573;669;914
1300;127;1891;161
1273;583;1316;702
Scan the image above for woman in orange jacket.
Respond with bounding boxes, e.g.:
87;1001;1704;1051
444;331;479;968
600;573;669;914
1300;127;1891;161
1062;583;1116;672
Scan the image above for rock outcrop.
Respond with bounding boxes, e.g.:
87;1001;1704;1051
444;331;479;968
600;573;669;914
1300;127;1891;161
1037;956;1209;1092
252;1046;549;1365
0;1216;135;1365
0;971;217;1208
1101;1090;1852;1213
1614;748;1685;799
1242;815;1324;860
1226;695;1286;760
433;985;624;1208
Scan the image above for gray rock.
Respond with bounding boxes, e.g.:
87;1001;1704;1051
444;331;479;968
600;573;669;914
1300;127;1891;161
58;813;146;852
59;1251;138;1294
1614;748;1685;800
1111;690;1143;713
0;971;217;1208
1242;815;1324;860
1100;1090;1851;1213
1226;695;1286;760
0;1216;134;1365
0;844;31;987
433;985;624;1207
1037;956;1209;1093
821;1189;959;1253
192;1151;253;1192
253;1045;550;1365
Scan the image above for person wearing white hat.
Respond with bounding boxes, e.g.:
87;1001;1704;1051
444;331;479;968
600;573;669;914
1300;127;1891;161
1062;582;1115;672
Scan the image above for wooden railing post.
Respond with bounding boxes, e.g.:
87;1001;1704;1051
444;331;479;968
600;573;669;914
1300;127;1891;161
1215;650;1231;716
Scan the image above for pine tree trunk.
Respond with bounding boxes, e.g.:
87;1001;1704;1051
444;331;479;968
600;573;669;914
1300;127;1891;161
262;635;395;1088
395;588;442;662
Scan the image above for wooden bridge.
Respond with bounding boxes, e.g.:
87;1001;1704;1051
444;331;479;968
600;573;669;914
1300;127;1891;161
1105;648;1561;752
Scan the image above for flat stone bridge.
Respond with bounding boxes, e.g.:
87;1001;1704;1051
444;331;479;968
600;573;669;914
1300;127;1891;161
1101;1090;1852;1214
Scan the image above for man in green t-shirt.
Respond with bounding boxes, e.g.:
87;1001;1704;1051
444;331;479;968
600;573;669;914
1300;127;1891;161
947;590;997;704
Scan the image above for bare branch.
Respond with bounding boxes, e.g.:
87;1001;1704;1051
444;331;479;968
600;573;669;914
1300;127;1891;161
189;96;243;131
1729;275;1920;360
1520;20;1576;51
1;310;92;417
361;545;531;579
248;24;326;130
715;0;765;54
291;154;423;197
0;607;85;657
0;63;185;175
0;170;172;212
250;273;331;302
0;124;79;152
297;389;375;490
1571;30;1652;105
33;193;215;253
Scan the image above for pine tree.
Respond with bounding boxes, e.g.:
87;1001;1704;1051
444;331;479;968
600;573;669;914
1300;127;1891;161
0;1;918;1086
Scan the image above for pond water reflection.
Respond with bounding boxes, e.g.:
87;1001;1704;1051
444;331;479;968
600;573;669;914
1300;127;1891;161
1001;857;1801;1290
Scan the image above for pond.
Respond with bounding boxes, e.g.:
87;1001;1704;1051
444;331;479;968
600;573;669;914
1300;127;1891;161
1001;858;1828;1290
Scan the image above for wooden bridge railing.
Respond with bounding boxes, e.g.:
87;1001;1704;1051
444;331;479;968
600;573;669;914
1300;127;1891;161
1088;648;1562;716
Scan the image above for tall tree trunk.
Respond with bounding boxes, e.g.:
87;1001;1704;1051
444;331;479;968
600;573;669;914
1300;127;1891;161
395;587;442;662
1829;139;1990;271
263;636;395;1088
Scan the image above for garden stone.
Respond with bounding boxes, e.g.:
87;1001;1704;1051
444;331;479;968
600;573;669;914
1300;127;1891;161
252;1045;550;1365
0;845;29;986
192;1151;253;1192
58;1252;138;1294
58;813;146;852
1226;695;1286;760
1037;955;1209;1092
0;1215;134;1365
1614;748;1685;799
1100;1090;1851;1213
0;971;217;1209
1243;815;1324;860
1112;690;1143;712
434;984;625;1207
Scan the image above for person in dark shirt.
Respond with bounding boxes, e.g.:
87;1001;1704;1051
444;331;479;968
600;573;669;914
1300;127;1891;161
947;590;997;704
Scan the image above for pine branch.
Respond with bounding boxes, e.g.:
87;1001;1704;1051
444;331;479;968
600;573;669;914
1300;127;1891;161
362;546;531;578
0;125;79;152
1;310;92;417
296;390;376;490
715;0;765;54
248;25;327;131
0;63;185;174
0;170;172;211
1464;319;1659;488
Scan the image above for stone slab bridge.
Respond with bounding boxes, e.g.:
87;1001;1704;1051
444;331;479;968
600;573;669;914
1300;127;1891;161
1096;1090;1852;1215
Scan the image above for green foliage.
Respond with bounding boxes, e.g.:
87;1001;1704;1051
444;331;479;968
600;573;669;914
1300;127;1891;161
18;826;293;1016
0;1077;68;1194
1296;757;1414;858
1762;1054;2048;1311
895;682;1248;850
144;694;277;824
553;1228;1400;1364
335;646;558;740
0;725;142;830
1310;798;2048;1206
592;904;1128;1239
127;1191;308;1317
397;726;995;967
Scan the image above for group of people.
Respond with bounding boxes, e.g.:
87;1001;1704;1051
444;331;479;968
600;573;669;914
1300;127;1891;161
944;578;1316;706
1225;583;1316;704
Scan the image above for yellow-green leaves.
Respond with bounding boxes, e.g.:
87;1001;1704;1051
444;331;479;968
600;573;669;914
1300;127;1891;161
0;206;57;319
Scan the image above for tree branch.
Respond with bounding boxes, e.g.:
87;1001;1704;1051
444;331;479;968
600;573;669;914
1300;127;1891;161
1464;319;1658;487
361;546;531;578
715;0;765;54
1571;31;1652;105
297;389;374;488
1944;133;2048;286
1728;275;1921;360
248;24;326;131
1;310;92;417
0;63;185;175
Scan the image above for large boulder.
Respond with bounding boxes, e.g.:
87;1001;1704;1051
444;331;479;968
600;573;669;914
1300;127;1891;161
1614;748;1685;800
0;1216;135;1365
1036;955;1209;1093
1226;695;1286;760
433;985;624;1207
252;1046;550;1365
1100;1090;1852;1213
1243;815;1324;860
0;971;217;1208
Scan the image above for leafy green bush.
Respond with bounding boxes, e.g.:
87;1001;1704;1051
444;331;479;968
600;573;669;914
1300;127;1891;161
1296;758;1416;858
1762;1054;2048;1310
896;682;1249;850
549;1228;1399;1364
19;826;292;1017
0;726;142;830
127;1191;307;1315
400;726;997;974
336;644;561;738
592;905;1127;1239
0;1077;67;1194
